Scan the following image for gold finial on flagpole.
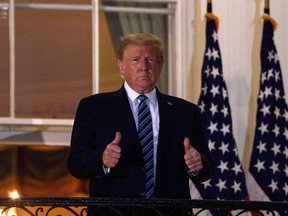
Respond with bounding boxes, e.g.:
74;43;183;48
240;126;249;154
205;0;219;30
262;0;278;31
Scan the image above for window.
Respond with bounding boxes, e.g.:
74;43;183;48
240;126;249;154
0;0;183;145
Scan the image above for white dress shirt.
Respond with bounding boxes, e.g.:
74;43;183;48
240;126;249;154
124;82;159;180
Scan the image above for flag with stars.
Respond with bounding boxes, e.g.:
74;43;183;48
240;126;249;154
247;15;288;201
190;13;249;208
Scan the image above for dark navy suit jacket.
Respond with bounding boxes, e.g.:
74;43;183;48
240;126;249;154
68;86;214;199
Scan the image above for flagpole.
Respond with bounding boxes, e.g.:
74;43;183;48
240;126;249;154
205;0;219;30
207;0;212;13
264;0;270;14
262;0;278;31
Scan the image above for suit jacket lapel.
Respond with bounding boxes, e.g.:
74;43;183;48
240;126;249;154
113;86;139;149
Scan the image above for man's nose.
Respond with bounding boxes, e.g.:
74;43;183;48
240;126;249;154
140;58;150;70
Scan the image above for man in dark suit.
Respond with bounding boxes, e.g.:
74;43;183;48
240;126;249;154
68;33;214;215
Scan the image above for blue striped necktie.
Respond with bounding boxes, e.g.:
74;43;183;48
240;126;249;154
137;94;154;198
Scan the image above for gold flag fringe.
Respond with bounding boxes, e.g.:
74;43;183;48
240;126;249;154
262;14;278;31
205;13;219;31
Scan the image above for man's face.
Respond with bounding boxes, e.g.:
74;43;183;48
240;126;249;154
118;44;163;94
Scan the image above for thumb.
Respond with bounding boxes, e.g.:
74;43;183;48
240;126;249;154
183;137;191;153
113;131;121;145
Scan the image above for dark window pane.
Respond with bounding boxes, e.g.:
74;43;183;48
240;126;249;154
99;11;123;93
16;0;91;4
0;4;10;117
14;8;92;119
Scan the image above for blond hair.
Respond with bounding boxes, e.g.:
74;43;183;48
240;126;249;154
118;33;164;64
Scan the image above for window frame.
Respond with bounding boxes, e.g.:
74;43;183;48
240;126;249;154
0;0;189;145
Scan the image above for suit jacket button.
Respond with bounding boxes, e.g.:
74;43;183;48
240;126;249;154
140;192;145;197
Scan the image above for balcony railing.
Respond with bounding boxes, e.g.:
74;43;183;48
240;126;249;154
0;197;288;216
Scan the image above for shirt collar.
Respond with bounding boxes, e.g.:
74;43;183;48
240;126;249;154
124;82;157;105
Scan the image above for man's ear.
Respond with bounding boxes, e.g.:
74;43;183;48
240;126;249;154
158;63;163;75
118;59;125;78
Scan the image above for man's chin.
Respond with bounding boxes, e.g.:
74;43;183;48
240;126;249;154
134;82;154;93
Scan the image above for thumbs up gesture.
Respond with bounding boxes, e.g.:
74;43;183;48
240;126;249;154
183;137;203;173
102;132;122;168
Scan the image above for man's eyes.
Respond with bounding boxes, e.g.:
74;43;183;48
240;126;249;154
131;58;156;62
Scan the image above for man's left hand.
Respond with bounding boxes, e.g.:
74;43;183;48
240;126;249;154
183;137;203;173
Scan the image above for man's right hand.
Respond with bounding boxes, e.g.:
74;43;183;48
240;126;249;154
102;132;122;168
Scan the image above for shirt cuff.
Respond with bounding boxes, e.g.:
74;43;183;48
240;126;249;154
187;170;199;177
102;165;110;175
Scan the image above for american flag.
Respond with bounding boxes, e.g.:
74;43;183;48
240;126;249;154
247;15;288;201
191;14;249;207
